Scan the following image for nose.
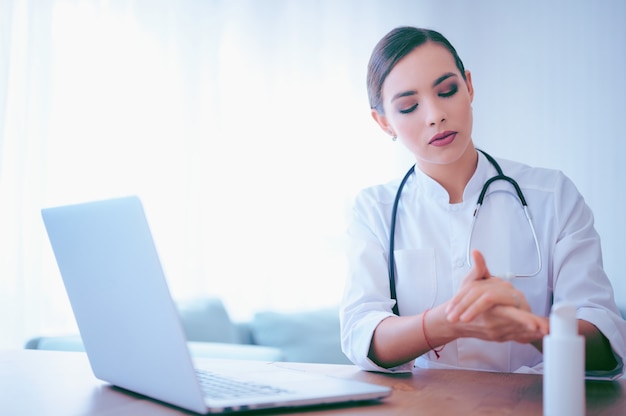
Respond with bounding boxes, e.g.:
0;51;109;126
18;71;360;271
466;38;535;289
426;101;447;126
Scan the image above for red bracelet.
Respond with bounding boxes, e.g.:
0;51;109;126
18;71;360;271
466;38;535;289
422;308;445;359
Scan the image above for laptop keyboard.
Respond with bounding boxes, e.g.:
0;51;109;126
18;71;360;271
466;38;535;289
196;370;292;400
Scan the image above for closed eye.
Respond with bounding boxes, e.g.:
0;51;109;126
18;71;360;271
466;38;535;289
399;103;418;114
439;84;458;98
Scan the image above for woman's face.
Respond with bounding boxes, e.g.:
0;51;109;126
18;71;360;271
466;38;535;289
373;42;475;170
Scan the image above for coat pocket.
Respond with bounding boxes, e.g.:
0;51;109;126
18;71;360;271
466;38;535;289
393;248;437;315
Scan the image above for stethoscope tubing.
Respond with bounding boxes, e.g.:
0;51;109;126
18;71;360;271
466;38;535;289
388;149;542;316
466;201;542;277
388;164;415;314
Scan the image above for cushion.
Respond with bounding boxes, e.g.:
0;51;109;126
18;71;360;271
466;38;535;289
30;335;85;352
27;335;284;361
177;298;241;344
249;307;351;364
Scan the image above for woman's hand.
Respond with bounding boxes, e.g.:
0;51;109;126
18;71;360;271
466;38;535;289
445;250;549;340
450;305;548;344
447;250;529;320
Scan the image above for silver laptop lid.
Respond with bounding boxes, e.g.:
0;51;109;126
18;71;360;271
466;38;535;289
42;196;208;413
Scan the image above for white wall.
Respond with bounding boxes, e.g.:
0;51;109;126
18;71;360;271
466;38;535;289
374;0;626;309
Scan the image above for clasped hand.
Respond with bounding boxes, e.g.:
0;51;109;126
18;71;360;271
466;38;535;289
444;250;549;344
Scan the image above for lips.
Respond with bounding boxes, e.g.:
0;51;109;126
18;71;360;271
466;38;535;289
429;131;457;146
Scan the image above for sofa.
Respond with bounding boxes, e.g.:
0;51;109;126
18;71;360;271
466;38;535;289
24;297;352;365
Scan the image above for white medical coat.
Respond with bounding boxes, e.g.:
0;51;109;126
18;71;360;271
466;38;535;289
340;152;626;378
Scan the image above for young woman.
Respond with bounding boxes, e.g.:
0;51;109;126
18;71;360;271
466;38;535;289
340;26;626;378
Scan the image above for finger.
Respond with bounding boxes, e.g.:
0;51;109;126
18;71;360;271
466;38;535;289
447;280;498;319
511;291;532;313
457;298;490;322
456;287;521;322
494;306;549;334
472;250;487;273
460;250;491;286
448;276;513;320
477;307;546;341
452;307;547;342
448;251;490;315
450;284;518;322
446;285;485;321
504;320;548;343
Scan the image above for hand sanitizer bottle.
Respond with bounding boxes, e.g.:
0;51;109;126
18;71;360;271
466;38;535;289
543;303;585;416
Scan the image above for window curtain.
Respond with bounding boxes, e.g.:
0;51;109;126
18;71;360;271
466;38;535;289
1;0;408;348
4;0;625;350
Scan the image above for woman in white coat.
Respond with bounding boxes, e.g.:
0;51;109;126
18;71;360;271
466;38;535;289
340;26;626;378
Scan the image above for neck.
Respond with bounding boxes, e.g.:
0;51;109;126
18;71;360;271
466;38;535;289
420;147;478;204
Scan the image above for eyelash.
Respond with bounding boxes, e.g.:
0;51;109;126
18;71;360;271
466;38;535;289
440;85;458;98
399;85;459;114
399;104;418;114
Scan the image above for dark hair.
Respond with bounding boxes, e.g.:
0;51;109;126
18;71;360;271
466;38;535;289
367;26;466;113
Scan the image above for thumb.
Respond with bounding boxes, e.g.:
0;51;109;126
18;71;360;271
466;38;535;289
461;250;491;285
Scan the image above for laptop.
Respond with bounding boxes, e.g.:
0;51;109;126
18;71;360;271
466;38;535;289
41;195;390;414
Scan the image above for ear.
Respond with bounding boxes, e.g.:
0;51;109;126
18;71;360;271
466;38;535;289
371;109;395;137
464;70;474;102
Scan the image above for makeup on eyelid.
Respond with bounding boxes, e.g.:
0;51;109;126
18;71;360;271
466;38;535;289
396;83;458;114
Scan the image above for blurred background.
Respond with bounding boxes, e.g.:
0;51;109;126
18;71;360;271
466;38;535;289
1;0;625;349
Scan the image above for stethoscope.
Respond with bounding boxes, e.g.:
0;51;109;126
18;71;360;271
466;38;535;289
388;149;542;315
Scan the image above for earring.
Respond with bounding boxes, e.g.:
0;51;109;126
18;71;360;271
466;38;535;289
392;135;397;142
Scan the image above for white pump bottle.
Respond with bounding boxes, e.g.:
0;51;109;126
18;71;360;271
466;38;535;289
543;303;585;416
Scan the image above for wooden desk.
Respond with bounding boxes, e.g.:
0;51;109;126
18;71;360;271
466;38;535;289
1;349;624;415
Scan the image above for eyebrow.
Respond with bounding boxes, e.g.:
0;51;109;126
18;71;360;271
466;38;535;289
433;72;457;87
390;72;458;103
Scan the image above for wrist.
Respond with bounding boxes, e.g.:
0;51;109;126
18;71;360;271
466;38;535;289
422;305;451;358
426;304;457;344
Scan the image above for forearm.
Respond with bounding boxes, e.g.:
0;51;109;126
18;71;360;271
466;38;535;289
579;320;617;371
368;305;452;368
531;319;617;371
